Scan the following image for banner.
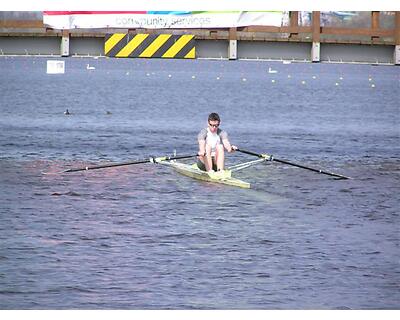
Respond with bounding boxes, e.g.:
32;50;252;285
43;11;284;29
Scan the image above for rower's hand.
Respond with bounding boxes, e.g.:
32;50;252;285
230;145;238;153
197;152;205;157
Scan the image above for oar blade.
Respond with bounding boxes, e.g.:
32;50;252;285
273;158;350;179
63;159;150;173
63;154;198;173
236;148;350;180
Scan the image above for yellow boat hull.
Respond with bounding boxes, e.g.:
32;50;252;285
161;161;250;188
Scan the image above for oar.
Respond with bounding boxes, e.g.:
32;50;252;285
236;148;350;179
64;154;198;173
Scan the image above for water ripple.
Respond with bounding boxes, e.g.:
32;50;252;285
0;57;399;309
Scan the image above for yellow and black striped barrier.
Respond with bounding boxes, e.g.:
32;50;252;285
105;33;195;59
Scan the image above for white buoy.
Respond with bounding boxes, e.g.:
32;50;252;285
339;76;343;80
192;75;196;79
371;84;376;88
288;75;291;78
168;74;172;78
242;78;247;82
301;80;306;84
271;79;276;83
335;82;339;86
312;76;317;79
86;64;95;70
216;76;220;80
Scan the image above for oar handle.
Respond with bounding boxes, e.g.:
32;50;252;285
236;148;273;160
158;154;199;162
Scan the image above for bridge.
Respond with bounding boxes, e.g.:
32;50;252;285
0;11;399;64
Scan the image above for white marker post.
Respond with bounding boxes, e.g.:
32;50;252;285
46;60;65;74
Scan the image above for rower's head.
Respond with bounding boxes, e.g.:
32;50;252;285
208;113;220;133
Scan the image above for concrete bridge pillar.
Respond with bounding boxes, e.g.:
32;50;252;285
61;30;70;57
312;42;320;62
228;27;237;60
395;45;400;65
229;40;237;60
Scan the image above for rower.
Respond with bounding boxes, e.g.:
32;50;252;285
197;112;237;172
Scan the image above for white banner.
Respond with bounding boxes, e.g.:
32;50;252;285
43;11;284;30
4;1;400;11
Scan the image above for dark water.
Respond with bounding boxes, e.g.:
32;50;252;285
0;57;399;309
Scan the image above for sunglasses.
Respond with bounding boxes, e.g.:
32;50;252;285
209;122;220;128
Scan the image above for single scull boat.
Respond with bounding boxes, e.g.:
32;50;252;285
158;158;267;189
61;148;350;187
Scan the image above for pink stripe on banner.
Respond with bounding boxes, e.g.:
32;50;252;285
43;11;147;16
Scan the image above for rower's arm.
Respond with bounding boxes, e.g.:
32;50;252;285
198;139;206;156
222;139;237;153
